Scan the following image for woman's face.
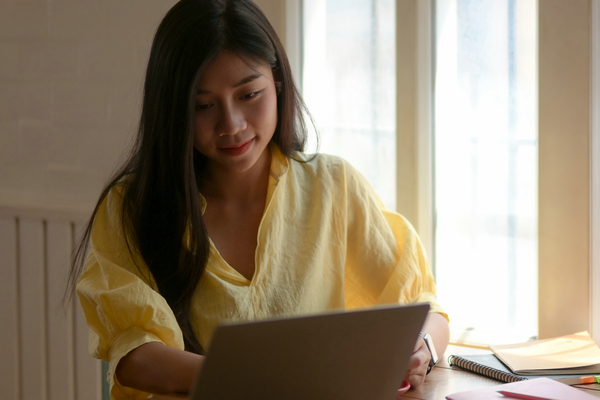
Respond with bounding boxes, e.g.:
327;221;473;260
193;51;278;175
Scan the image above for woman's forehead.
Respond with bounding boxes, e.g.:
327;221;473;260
196;51;273;93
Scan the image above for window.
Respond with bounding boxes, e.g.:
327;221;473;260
302;0;396;210
433;0;538;340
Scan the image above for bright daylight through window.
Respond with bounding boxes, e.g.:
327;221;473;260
434;0;538;341
302;0;396;210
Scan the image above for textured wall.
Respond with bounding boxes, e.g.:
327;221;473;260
0;1;179;211
0;0;284;213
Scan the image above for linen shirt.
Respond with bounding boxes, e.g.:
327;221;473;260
77;145;446;399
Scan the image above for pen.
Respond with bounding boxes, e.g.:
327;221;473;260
556;375;600;385
497;390;557;400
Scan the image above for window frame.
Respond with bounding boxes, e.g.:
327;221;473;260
395;0;434;258
537;0;591;340
285;0;303;89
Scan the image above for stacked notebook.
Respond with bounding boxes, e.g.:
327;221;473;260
448;331;600;383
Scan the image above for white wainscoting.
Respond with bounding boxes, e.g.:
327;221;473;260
0;205;102;400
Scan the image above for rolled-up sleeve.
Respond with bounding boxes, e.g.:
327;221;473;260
76;186;185;400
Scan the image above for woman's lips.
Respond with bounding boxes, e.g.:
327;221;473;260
219;138;254;156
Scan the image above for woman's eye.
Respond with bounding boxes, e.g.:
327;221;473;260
196;103;212;111
240;91;262;100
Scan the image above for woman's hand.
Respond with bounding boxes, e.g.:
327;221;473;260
399;312;450;396
402;336;431;388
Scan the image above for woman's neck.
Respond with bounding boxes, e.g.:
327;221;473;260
199;147;272;204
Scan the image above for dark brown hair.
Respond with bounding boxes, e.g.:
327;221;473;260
67;0;311;354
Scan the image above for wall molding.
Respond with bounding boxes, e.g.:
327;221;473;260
0;204;91;224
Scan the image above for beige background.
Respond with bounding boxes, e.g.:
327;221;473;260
0;0;285;213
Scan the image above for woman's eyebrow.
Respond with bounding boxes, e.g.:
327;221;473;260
234;72;263;87
197;72;264;95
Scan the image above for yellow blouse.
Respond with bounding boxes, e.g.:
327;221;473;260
77;145;446;399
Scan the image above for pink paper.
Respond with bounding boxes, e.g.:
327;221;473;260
446;378;598;400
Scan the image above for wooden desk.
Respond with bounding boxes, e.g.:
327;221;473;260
400;345;600;399
150;345;600;400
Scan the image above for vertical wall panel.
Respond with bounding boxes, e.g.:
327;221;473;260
0;217;19;399
74;222;102;400
0;208;101;399
19;219;47;400
538;0;591;338
46;221;74;400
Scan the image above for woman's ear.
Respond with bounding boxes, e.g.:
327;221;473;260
275;81;282;95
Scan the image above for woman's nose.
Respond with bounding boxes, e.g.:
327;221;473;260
216;104;247;136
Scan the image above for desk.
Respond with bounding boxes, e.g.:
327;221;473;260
400;345;600;399
151;345;600;400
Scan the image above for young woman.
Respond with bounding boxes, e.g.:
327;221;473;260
69;0;449;398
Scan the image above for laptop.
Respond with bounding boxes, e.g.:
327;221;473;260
189;303;430;400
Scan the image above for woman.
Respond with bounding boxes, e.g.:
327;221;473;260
70;0;449;398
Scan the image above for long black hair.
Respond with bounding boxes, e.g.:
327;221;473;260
67;0;311;354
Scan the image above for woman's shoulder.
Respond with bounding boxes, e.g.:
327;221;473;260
87;174;154;281
292;152;373;193
102;174;133;209
91;174;136;238
290;151;354;177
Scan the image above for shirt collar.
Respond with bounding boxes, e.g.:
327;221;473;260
268;142;289;181
198;142;290;215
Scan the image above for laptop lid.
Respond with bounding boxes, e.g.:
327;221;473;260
189;303;430;400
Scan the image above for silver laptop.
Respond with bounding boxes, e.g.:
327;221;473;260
189;303;429;400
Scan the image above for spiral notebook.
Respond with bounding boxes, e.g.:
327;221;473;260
448;354;594;384
449;354;527;383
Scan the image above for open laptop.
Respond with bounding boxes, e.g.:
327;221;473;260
189;303;430;400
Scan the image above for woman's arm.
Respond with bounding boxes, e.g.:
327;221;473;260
422;312;450;361
403;312;450;388
116;342;205;395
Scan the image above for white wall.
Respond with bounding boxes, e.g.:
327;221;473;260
0;0;287;214
0;0;285;213
0;1;178;213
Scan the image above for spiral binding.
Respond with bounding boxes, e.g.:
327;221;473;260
448;355;528;383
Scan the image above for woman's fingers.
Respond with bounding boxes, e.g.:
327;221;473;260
403;338;430;388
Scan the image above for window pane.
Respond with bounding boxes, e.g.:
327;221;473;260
434;0;538;338
302;0;396;210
